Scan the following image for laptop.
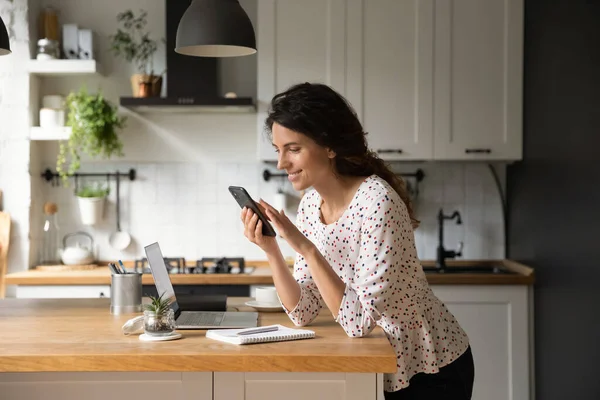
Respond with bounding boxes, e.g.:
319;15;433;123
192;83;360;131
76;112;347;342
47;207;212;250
144;242;258;329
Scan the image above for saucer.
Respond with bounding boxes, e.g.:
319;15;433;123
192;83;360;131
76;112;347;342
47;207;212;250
245;300;284;312
139;332;182;342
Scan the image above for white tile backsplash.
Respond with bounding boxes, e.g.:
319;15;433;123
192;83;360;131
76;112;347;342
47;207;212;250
31;161;507;264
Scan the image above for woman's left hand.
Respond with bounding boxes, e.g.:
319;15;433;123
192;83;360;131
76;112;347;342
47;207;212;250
259;199;316;256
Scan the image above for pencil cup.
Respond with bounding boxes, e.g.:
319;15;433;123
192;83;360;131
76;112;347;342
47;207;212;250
110;273;142;315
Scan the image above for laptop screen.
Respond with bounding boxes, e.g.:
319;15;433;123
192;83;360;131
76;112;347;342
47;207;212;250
144;242;180;316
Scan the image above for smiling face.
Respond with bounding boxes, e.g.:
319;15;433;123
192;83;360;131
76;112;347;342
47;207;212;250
271;123;335;191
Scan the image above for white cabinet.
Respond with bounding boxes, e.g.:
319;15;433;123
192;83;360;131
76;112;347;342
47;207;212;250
0;372;212;400
346;0;434;160
214;372;377;400
256;0;524;162
256;0;349;162
433;0;523;160
0;372;374;400
432;285;532;400
15;285;110;299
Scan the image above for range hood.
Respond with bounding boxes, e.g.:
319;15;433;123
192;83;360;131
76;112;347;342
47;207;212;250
119;0;255;113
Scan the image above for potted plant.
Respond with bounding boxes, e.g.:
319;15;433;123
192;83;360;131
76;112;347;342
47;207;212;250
109;9;164;97
57;88;126;183
75;182;109;226
143;292;176;337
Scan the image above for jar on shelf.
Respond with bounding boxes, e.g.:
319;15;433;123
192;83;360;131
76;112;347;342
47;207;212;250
37;38;60;60
39;7;59;41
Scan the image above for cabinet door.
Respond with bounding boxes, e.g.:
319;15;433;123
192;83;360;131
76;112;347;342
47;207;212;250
432;285;531;400
0;372;212;400
214;372;377;400
257;0;348;162
433;0;524;160
346;0;434;160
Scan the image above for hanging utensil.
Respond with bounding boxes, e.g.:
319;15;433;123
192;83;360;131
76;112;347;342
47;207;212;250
108;172;131;251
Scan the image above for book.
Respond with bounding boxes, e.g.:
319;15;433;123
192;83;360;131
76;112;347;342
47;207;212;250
206;324;315;345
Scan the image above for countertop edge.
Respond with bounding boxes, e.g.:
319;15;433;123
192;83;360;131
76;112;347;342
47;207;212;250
0;354;397;373
5;259;536;286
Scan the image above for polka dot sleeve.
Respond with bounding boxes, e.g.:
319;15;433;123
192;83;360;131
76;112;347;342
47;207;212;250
335;193;398;337
281;196;324;326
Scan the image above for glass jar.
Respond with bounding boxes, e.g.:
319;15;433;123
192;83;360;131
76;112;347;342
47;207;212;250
39;7;59;41
143;309;176;337
37;38;60;60
39;202;61;265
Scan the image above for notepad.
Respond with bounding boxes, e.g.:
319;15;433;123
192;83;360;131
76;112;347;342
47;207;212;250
206;324;315;345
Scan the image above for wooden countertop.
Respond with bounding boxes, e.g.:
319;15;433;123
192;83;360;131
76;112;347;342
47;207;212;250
0;297;397;373
5;265;276;286
5;259;535;286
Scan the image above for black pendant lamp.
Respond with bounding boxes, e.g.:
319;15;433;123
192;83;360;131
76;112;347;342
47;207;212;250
175;0;256;57
0;16;11;56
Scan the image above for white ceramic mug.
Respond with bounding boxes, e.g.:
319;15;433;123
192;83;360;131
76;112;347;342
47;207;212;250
39;108;65;128
255;286;280;305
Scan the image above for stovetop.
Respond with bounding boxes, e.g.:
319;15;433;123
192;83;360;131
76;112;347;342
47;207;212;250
134;257;252;274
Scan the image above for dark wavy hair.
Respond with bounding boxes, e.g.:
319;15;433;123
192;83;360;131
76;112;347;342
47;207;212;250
265;82;419;229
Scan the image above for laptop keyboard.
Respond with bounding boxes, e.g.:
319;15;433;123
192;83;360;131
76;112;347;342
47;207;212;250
177;312;224;326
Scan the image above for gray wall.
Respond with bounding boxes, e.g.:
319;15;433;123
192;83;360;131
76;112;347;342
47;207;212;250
507;1;600;399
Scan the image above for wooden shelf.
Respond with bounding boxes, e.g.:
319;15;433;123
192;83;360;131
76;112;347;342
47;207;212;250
29;127;71;141
27;59;102;76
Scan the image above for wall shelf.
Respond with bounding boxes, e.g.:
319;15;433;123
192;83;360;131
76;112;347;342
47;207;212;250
27;59;102;76
29;127;71;141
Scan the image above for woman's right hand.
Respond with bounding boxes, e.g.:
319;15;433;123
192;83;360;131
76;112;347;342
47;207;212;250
241;207;279;254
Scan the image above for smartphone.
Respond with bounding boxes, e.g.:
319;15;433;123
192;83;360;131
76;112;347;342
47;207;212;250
228;186;277;237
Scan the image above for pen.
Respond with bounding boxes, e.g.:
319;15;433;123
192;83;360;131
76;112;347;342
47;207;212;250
108;263;120;275
114;262;123;274
236;325;279;336
118;260;127;274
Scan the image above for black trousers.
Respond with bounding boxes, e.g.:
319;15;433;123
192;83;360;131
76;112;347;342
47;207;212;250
384;346;475;400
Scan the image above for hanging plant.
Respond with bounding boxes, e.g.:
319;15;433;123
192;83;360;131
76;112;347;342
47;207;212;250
57;88;127;183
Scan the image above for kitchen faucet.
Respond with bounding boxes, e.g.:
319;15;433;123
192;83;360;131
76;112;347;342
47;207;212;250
436;209;464;271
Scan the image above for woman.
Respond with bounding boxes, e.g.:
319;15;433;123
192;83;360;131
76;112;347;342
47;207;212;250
240;82;474;399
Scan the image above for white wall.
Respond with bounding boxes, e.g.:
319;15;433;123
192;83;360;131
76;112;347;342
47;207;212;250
0;0;32;279
0;0;506;273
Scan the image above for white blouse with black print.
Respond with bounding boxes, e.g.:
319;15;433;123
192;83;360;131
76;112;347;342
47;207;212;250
282;175;470;392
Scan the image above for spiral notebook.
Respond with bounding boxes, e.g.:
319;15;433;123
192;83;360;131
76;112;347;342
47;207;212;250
206;324;315;345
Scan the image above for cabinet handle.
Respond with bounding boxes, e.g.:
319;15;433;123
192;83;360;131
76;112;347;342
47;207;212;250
377;149;403;154
465;148;491;154
99;292;106;298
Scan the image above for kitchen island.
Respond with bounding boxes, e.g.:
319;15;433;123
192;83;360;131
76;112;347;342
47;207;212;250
0;297;393;400
2;261;535;399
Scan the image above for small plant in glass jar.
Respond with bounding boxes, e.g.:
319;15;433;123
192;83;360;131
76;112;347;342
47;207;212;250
143;292;176;337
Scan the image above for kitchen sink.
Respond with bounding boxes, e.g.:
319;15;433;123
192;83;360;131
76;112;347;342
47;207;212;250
422;265;516;274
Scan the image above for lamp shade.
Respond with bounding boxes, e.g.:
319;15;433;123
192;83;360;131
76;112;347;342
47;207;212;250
175;0;256;57
0;16;11;56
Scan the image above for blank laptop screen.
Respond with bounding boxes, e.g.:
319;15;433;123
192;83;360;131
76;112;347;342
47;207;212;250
144;242;180;315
